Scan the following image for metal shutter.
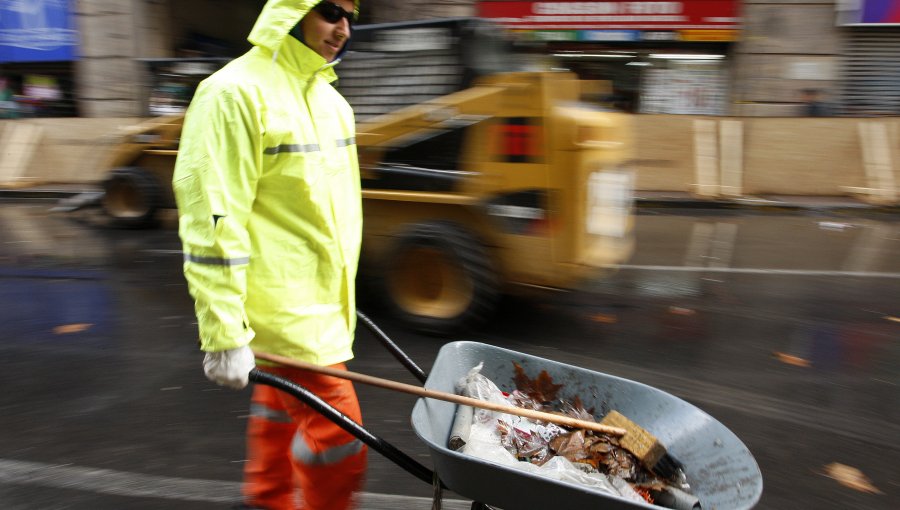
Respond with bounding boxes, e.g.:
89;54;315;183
841;29;900;116
337;48;464;122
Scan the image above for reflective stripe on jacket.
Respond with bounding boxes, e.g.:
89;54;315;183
173;0;362;365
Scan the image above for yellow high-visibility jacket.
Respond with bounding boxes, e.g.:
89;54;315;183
173;0;362;366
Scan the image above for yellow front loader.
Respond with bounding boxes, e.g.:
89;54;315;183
353;70;635;334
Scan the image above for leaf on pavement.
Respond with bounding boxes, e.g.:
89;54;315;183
589;312;617;324
53;323;93;335
772;351;811;367
822;462;883;494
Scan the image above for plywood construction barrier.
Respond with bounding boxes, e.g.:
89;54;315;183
0;122;44;188
632;115;900;205
855;121;899;204
0;118;143;188
1;115;899;206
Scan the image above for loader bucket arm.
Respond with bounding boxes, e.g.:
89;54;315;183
103;115;184;170
356;82;518;173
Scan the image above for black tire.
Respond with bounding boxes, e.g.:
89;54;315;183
380;221;498;335
101;167;162;229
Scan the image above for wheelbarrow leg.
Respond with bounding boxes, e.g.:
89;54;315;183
431;471;442;510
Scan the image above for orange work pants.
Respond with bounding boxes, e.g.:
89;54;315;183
243;364;367;510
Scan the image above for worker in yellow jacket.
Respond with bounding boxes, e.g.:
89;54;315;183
172;1;365;508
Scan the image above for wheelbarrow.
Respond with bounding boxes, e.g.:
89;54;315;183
249;312;763;510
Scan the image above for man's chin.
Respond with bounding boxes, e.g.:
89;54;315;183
318;47;338;61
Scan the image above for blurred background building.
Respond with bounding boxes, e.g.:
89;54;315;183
0;1;896;118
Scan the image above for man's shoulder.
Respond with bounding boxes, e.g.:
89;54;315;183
197;51;272;96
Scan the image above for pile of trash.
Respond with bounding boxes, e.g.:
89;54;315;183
450;363;700;509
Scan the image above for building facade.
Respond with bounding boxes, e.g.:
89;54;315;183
6;0;896;118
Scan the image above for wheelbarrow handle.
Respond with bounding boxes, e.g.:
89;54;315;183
357;310;428;384
254;352;629;437
248;368;435;485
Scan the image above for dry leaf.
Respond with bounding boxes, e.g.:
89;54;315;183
822;462;883;494
589;313;617;324
53;323;93;335
884;316;900;323
772;351;811;368
513;362;563;402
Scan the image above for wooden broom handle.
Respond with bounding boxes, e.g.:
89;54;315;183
253;351;627;437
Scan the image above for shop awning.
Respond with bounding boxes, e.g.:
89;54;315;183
477;0;741;42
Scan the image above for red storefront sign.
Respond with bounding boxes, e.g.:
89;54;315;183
477;1;740;30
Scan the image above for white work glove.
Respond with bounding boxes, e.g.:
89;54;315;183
202;345;256;389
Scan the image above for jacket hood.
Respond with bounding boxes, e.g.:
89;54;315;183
248;0;359;53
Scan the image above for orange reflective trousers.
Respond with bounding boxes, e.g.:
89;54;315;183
243;364;368;510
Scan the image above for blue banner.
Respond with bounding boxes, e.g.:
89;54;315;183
837;0;900;25
0;0;79;63
861;0;900;23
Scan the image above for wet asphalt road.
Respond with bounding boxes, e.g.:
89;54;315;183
0;198;898;510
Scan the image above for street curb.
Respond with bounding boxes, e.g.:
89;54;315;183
634;197;900;214
2;188;898;214
0;188;94;199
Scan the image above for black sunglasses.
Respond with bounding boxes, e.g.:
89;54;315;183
313;1;356;25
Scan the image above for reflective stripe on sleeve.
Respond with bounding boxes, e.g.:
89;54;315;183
264;143;320;155
249;403;293;423
291;434;364;466
183;253;250;266
335;137;356;147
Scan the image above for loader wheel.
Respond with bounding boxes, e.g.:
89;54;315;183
102;167;162;228
383;221;498;335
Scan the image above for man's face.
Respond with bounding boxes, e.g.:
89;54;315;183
300;0;354;62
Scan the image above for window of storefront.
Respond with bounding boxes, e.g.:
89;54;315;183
478;0;740;114
128;0;265;116
0;62;77;118
548;47;729;114
0;0;79;117
139;0;379;117
643;54;729;115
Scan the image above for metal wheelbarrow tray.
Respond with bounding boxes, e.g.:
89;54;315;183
412;341;763;510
